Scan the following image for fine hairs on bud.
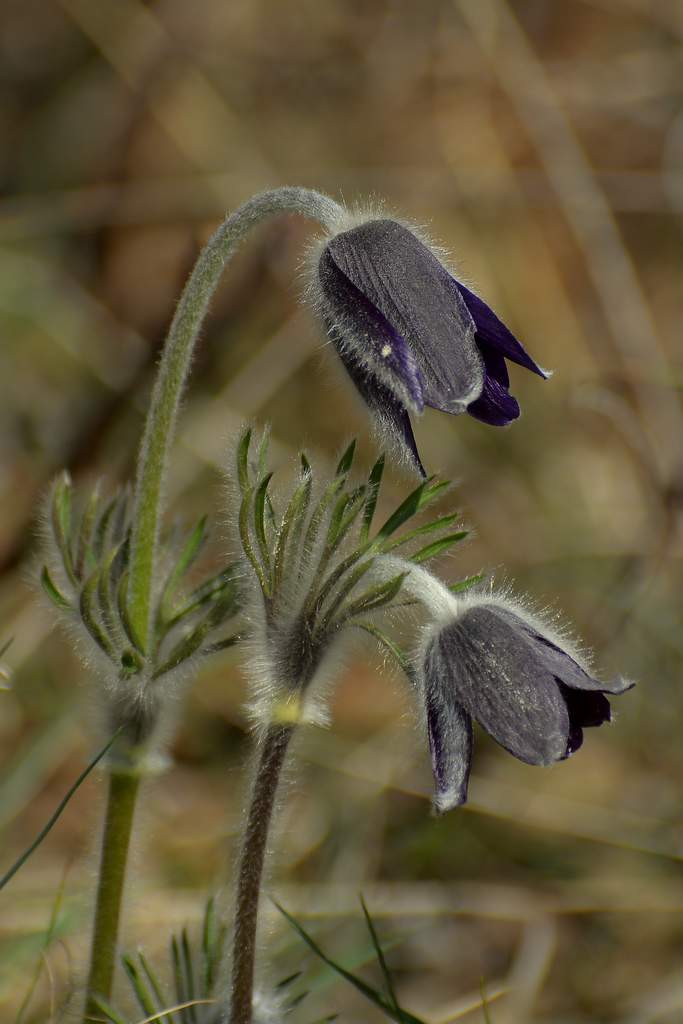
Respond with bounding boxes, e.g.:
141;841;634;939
224;427;362;730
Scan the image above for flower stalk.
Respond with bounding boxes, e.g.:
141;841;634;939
224;431;474;1018
83;769;141;1022
229;723;294;1024
127;187;342;653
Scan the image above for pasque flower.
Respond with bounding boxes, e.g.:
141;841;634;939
421;594;633;811
314;216;548;474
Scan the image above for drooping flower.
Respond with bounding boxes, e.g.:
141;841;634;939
420;594;633;811
313;216;548;474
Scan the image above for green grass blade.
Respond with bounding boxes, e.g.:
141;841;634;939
274;901;426;1024
360;896;399;1013
277;970;303;990
122;953;159;1015
201;897;218;995
180;927;198;1024
15;866;67;1022
87;994;127;1024
0;731;120;891
138;949;175;1023
480;978;493;1024
171;935;185;1005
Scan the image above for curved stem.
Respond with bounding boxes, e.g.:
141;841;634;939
127;188;343;652
377;555;461;621
230;723;294;1024
83;770;141;1022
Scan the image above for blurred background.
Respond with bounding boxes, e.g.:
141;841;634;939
1;0;682;1020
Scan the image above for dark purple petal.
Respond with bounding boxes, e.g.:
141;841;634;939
325;220;484;413
559;685;612;758
560;685;611;728
455;281;549;379
494;608;633;696
466;345;520;427
333;338;426;476
424;637;473;809
319;248;425;412
566;723;584;755
431;606;571;766
480;345;509;388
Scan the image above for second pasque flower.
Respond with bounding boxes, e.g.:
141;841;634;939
421;596;633;811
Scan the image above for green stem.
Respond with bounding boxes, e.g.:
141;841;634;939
83;770;141;1022
127;187;342;653
230;724;294;1024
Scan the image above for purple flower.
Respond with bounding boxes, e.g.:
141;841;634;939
421;599;633;811
316;218;548;474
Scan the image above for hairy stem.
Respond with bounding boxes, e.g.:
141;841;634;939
83;770;141;1022
230;723;294;1024
127;187;342;652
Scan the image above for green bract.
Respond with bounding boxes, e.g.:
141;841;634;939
233;428;473;722
41;471;240;745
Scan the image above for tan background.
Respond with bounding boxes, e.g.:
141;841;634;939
1;1;681;1021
